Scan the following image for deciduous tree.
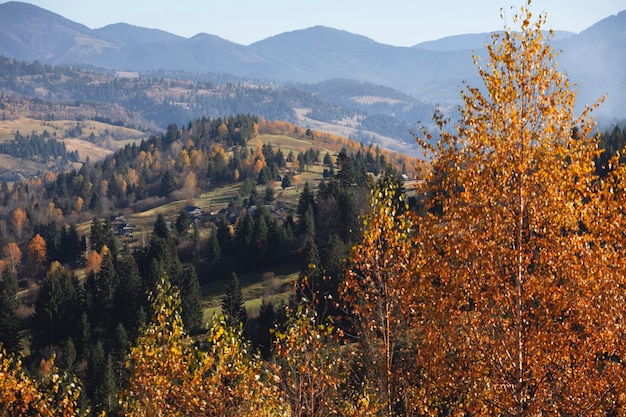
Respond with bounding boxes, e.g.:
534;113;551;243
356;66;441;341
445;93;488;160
340;176;422;416
122;276;286;416
10;207;27;238
415;3;626;414
272;306;354;417
26;233;47;274
0;348;86;416
2;243;21;274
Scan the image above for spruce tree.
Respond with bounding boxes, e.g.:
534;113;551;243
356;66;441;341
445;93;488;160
206;229;221;262
180;267;202;333
222;273;247;328
0;268;20;354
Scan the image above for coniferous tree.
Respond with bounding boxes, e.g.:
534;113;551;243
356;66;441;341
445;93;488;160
297;181;315;221
281;174;292;189
113;246;143;335
216;215;232;256
32;262;79;350
160;170;177;197
206;229;221;262
84;251;118;334
222;272;247;328
153;214;169;240
174;210;191;238
180;267;202;333
0;268;20;354
297;236;321;305
93;354;117;415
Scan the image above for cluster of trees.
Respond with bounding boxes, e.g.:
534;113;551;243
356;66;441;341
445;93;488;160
0;108;401;412
0;212;203;415
596;124;626;176
0;130;78;163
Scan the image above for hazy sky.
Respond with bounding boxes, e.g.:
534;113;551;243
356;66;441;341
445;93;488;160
18;0;626;46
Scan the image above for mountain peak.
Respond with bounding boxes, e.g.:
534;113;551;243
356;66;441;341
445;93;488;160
250;25;379;49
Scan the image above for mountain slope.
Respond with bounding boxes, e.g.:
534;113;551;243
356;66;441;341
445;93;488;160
0;1;116;62
414;30;575;51
555;10;626;115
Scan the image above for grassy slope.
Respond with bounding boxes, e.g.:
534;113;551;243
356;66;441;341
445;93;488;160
0;117;147;181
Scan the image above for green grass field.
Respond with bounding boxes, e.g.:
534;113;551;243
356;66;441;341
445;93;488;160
200;262;299;324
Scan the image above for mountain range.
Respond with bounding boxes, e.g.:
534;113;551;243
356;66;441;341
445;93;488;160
1;1;625;118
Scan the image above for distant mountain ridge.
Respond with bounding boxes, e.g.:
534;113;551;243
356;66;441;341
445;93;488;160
413;30;576;51
0;1;625;117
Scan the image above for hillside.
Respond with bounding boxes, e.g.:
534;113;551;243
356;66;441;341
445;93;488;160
0;114;420;398
0;56;436;156
0;94;150;180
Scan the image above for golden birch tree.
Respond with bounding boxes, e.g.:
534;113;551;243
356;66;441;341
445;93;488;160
0;347;86;416
340;174;424;416
415;3;626;415
272;306;353;417
10;207;27;238
122;276;287;416
2;243;21;274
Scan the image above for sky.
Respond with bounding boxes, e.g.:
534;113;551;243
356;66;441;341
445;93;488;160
17;0;626;46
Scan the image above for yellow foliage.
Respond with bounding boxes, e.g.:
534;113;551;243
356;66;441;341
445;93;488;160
122;276;288;416
411;3;625;414
0;347;86;416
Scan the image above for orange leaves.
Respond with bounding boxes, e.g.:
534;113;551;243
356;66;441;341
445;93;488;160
411;1;626;414
0;347;85;416
272;306;350;417
10;207;27;238
26;233;47;274
85;250;102;275
73;196;84;213
341;176;423;415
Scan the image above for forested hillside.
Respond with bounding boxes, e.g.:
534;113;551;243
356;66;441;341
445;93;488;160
0;109;420;414
1;3;626;416
0;56;436;154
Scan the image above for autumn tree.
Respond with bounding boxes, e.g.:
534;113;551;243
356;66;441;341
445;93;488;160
0;348;86;416
73;196;84;214
84;249;102;275
2;242;21;274
10;207;28;238
26;233;47;275
340;175;422;416
414;3;626;414
272;306;357;417
122;276;286;416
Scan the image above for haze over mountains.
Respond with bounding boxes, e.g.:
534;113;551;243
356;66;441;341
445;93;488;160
1;1;625;118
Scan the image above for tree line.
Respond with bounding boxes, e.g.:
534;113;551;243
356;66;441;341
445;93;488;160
0;130;79;163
